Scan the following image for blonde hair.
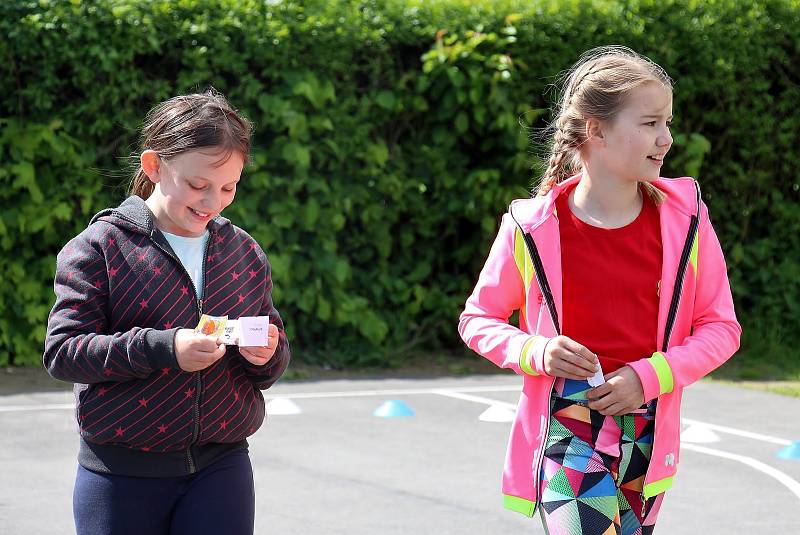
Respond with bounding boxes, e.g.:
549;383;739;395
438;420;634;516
537;46;672;203
129;89;252;199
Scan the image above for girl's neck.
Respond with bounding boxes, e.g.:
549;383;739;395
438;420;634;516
569;171;642;229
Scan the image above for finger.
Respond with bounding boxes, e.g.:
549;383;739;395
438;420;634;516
560;337;597;365
588;393;616;413
598;403;625;416
554;350;598;376
587;383;612;401
241;349;269;365
241;346;268;358
194;335;223;352
605;404;632;417
552;364;594;380
267;324;279;336
603;369;623;382
209;345;226;361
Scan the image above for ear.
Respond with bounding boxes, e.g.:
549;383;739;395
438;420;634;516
140;150;162;183
585;118;606;146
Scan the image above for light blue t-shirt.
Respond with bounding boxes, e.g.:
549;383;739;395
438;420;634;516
162;230;210;298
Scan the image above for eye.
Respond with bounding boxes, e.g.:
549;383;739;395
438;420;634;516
223;187;236;193
188;183;204;191
666;121;673;127
644;121;657;127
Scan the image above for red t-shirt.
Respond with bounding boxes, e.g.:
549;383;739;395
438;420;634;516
557;185;662;374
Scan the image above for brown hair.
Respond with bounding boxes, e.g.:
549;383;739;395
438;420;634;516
129;89;253;198
537;46;673;203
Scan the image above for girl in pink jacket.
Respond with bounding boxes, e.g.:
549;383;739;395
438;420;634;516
459;46;740;534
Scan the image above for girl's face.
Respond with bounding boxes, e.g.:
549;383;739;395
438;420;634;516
594;82;673;183
142;149;244;237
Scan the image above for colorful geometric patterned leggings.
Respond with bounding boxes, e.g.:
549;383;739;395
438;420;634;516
538;378;665;535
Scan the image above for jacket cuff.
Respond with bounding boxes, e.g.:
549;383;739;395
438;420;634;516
142;328;180;370
628;352;674;403
519;335;549;376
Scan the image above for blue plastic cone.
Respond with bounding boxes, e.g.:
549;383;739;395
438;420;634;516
777;441;800;460
373;400;415;418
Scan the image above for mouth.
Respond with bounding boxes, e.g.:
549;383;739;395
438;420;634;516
647;155;665;165
188;207;212;221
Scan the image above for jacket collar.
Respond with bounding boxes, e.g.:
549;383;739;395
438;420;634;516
510;175;699;231
90;195;230;236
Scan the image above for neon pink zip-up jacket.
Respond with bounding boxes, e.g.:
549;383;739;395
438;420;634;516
458;176;741;517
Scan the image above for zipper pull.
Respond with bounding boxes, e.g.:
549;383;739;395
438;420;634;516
198;298;203;314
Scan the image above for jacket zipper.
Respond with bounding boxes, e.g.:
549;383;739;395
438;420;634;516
661;213;699;353
150;228;213;474
639;182;701;517
510;207;560;515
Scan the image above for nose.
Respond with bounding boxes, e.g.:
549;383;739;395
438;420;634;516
202;190;222;212
658;126;673;148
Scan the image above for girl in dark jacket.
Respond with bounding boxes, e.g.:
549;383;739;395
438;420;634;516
44;90;290;535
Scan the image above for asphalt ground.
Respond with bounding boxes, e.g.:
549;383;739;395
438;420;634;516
2;374;799;534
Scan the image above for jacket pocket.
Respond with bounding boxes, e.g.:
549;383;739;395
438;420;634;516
77;373;195;452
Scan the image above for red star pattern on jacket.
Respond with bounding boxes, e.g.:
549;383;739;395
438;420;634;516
44;195;290;465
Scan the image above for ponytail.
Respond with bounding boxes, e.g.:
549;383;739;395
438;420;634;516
129;168;155;199
640;181;666;205
538;131;568;195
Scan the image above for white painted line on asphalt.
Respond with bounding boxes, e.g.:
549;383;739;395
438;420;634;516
682;417;792;446
680;424;722;444
682;443;800;503
431;389;516;409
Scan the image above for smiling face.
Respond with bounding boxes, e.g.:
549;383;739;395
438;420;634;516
595;82;674;184
142;149;244;237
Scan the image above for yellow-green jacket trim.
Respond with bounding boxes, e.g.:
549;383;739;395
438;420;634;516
643;476;674;499
649;352;674;395
503;494;536;517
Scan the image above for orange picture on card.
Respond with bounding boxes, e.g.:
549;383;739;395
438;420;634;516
194;314;228;337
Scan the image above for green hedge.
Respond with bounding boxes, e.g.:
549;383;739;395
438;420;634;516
2;0;798;371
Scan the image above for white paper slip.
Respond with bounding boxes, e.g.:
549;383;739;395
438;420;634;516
219;320;241;345
587;364;605;387
239;316;270;347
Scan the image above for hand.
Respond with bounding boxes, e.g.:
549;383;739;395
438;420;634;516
587;366;645;416
174;329;226;372
239;324;280;366
543;335;599;379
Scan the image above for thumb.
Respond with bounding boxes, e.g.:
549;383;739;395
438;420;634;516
197;335;222;352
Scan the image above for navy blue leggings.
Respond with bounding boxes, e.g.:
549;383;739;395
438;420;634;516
73;449;255;535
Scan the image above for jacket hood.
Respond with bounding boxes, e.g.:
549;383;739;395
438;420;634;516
89;195;231;236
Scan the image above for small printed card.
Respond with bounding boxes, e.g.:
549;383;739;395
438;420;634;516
588;362;606;388
238;316;270;347
219;320;241;345
215;316;270;347
194;314;228;337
